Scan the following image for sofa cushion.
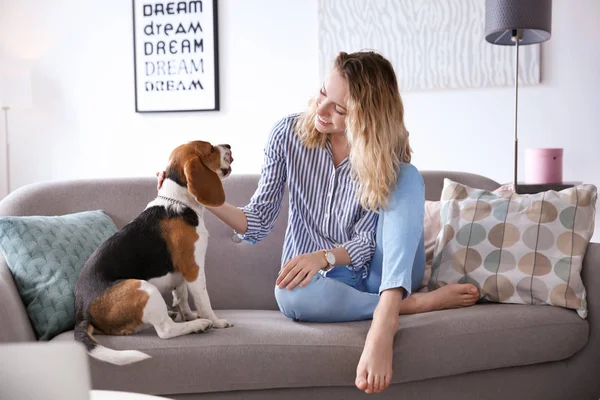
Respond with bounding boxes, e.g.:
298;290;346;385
430;179;597;318
422;200;442;289
53;306;587;396
0;210;117;340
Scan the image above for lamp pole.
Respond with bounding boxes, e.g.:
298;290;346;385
485;0;552;193
512;29;522;193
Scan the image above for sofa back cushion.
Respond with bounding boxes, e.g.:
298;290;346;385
0;176;287;311
0;172;500;311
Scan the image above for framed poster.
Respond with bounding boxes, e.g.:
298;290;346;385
132;0;219;112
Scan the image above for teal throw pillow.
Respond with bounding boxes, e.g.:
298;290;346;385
0;210;117;340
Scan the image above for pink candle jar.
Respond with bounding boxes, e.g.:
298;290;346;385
524;148;564;184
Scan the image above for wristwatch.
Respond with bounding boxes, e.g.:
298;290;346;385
322;250;335;270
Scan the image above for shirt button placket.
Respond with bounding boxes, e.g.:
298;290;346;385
324;170;336;232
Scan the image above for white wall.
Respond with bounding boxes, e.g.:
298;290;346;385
0;0;320;190
405;0;600;183
402;0;600;240
1;0;599;239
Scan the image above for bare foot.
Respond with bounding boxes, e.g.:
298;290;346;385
354;284;478;394
408;283;479;314
355;315;398;394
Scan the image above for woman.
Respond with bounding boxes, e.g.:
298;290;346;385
158;51;479;394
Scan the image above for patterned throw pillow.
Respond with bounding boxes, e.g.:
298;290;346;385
430;179;597;318
0;211;117;339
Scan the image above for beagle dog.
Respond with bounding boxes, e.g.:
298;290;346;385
74;140;233;366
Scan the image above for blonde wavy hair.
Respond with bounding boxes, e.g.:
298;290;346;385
295;51;412;211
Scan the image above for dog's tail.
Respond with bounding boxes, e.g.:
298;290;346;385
74;320;151;366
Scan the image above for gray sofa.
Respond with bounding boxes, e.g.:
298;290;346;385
0;171;598;400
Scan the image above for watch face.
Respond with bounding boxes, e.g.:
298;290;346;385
326;252;336;265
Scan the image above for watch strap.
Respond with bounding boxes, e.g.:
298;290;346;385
322;250;332;270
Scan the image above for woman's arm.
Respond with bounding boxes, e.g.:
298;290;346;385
340;208;379;272
276;208;378;290
275;246;351;290
155;117;290;240
235;117;289;244
156;172;249;233
206;203;248;234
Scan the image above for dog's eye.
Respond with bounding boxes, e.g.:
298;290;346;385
210;146;215;153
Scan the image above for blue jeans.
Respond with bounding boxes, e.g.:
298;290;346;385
274;164;425;322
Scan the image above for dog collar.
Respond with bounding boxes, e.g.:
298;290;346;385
157;196;189;208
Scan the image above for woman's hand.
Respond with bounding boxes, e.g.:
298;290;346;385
156;171;166;190
276;251;328;290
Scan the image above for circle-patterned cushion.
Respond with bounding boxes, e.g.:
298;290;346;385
430;179;597;318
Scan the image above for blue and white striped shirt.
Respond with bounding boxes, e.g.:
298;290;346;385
238;114;378;275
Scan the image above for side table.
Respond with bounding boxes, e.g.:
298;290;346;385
515;182;582;195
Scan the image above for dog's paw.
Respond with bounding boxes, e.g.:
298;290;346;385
191;318;213;332
212;319;233;329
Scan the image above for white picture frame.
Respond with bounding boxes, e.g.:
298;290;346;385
132;0;219;112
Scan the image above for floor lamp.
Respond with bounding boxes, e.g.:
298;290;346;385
484;0;552;193
0;71;32;195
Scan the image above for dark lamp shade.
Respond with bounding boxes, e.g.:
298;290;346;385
485;0;552;45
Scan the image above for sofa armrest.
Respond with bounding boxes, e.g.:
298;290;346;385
0;258;36;342
568;241;600;396
582;242;600;326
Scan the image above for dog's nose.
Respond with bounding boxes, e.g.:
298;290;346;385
223;144;231;149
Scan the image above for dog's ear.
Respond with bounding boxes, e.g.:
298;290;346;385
183;156;225;207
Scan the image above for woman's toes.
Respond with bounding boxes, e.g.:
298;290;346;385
383;375;390;391
378;376;387;393
457;283;477;296
355;374;367;391
366;374;374;394
373;376;381;393
464;284;478;295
